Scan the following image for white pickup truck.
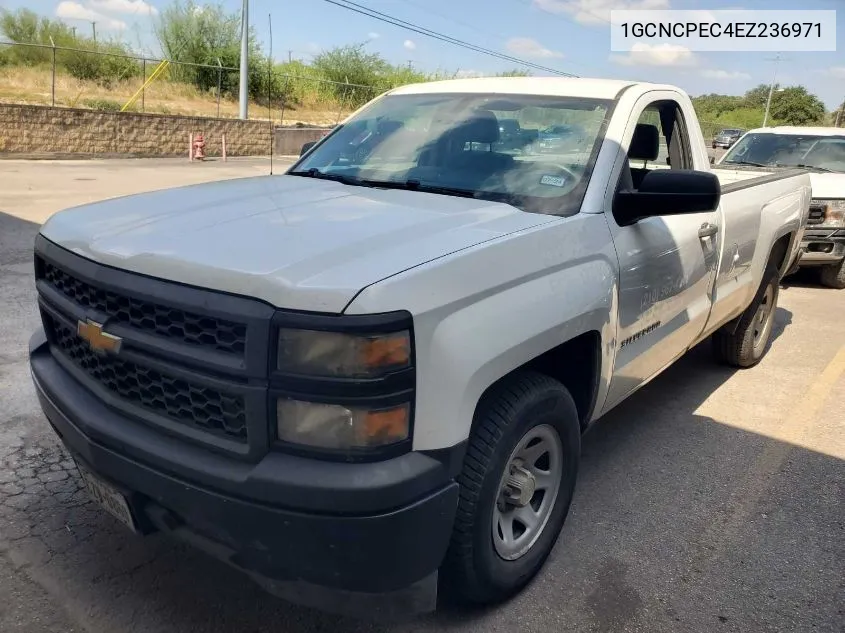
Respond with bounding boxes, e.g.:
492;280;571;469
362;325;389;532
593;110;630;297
29;77;811;617
715;126;845;287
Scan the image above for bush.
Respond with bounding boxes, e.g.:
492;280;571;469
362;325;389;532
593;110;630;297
83;98;122;112
60;43;140;87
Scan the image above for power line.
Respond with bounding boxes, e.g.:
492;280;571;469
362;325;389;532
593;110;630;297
319;0;577;76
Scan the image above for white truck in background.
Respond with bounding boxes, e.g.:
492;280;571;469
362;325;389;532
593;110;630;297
716;126;845;287
30;77;810;617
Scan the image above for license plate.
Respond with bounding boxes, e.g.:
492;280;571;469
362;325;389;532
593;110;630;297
76;463;138;532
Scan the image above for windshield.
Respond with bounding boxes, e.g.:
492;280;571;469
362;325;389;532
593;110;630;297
721;132;845;173
291;92;612;215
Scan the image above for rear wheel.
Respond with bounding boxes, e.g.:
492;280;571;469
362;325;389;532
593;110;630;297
442;371;580;604
819;259;845;289
713;264;780;367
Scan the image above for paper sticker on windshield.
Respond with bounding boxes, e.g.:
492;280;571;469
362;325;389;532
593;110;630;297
540;175;566;187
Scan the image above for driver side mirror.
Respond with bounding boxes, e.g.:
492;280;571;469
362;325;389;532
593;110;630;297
300;141;317;156
614;169;721;226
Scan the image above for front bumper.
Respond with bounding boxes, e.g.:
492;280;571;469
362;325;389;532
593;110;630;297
798;227;845;266
30;330;460;617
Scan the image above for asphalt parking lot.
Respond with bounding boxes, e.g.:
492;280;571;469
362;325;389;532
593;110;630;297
1;157;843;633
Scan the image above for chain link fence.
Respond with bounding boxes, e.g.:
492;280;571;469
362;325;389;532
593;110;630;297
0;38;759;155
0;40;380;126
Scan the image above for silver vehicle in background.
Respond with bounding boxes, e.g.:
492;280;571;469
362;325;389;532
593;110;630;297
717;126;845;287
712;128;746;149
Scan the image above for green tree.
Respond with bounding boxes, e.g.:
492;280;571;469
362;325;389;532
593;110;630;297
692;93;744;117
744;83;778;108
769;86;826;126
154;0;277;102
311;43;389;104
0;8;79;64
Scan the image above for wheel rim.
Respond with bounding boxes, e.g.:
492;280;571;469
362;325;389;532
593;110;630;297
752;283;776;354
492;424;563;561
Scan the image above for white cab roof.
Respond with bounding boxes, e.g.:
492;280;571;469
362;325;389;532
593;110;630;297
388;76;671;100
743;126;845;136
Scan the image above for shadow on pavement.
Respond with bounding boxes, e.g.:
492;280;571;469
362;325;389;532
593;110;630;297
781;267;825;290
1;210;841;633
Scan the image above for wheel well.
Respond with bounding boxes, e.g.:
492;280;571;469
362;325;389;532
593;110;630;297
477;332;600;431
768;233;792;275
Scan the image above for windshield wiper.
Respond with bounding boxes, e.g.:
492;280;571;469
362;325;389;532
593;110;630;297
399;180;480;199
795;164;836;173
723;160;770;168
348;178;482;199
288;168;372;187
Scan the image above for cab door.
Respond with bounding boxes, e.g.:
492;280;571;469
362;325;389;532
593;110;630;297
603;95;720;410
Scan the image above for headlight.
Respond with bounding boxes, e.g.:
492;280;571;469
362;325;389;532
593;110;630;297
276;399;410;449
277;328;411;377
815;199;845;225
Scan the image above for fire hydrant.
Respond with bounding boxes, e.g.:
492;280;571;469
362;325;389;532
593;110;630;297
192;133;206;161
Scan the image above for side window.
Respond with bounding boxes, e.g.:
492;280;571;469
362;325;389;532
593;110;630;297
622;100;693;191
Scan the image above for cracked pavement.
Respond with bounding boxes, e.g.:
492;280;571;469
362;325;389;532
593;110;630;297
0;158;843;633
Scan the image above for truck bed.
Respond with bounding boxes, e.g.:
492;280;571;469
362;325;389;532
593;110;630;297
712;165;809;192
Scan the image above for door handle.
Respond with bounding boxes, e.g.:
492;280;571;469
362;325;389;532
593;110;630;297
698;223;718;239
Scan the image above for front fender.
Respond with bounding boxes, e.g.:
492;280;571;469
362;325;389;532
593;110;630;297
346;214;619;451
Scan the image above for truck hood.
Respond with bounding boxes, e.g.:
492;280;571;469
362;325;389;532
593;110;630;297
39;174;549;312
804;172;845;200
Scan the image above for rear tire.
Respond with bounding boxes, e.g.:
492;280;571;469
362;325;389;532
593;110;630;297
819;259;845;289
712;264;780;368
442;371;580;605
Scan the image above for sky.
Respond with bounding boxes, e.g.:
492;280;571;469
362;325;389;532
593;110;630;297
2;0;844;110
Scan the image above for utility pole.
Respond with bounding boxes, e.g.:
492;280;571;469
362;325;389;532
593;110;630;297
762;54;784;128
288;50;292;63
71;26;77;38
91;21;97;43
238;0;249;120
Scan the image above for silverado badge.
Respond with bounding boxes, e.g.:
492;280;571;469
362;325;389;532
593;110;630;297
77;319;122;355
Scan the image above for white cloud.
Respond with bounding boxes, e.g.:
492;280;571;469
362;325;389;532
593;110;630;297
611;42;696;67
403;39;416;50
701;69;750;80
56;1;127;30
820;66;845;79
367;32;380;39
88;0;158;16
505;37;563;59
455;69;484;78
532;0;671;26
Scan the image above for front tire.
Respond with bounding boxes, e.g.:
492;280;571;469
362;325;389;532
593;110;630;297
819;259;845;289
442;371;580;604
712;264;780;367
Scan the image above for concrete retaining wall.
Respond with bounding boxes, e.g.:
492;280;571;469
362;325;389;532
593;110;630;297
274;127;331;156
0;103;272;158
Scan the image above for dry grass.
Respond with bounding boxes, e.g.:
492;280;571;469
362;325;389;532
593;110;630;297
0;65;354;125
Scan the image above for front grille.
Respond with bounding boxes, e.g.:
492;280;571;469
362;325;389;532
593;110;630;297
807;205;825;225
48;315;247;441
42;260;247;355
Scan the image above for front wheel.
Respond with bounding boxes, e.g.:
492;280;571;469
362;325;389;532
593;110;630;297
442;371;580;604
712;264;780;367
819;259;845;289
